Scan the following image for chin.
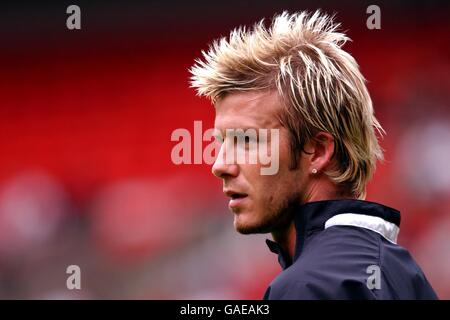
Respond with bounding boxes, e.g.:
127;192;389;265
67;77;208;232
233;212;271;234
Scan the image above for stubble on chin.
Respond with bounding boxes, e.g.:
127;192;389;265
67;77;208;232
233;193;300;234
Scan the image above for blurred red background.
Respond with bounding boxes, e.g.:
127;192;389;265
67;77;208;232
0;0;449;299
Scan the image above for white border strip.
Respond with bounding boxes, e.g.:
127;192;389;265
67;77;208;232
324;213;400;244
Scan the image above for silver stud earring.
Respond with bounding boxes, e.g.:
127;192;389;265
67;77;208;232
312;168;318;174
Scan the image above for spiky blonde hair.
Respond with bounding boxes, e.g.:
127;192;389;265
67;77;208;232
190;10;384;199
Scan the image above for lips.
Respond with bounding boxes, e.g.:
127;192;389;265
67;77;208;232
224;189;248;209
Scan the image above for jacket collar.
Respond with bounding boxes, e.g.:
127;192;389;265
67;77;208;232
266;199;401;270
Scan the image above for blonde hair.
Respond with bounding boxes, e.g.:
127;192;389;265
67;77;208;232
190;10;384;199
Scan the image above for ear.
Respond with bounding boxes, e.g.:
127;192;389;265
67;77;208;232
304;132;335;174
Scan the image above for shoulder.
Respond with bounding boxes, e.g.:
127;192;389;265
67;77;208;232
379;238;438;299
265;226;381;300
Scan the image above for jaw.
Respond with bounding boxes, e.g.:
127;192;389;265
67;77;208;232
233;210;258;234
232;208;275;234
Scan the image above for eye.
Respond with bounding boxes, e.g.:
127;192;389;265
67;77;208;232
244;135;258;144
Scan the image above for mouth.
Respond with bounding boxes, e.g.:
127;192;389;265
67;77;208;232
224;190;248;209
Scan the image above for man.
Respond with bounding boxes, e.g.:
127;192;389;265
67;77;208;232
189;11;437;299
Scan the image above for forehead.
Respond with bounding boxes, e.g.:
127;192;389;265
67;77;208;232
214;90;283;130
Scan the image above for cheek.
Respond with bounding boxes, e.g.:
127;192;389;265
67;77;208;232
239;164;262;185
254;175;289;205
240;137;299;203
279;136;294;169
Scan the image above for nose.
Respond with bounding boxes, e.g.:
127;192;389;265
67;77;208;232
211;142;239;178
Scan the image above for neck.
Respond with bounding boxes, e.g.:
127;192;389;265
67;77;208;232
271;222;297;259
271;184;355;260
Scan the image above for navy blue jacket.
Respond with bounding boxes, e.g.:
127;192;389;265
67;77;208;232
263;199;438;300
